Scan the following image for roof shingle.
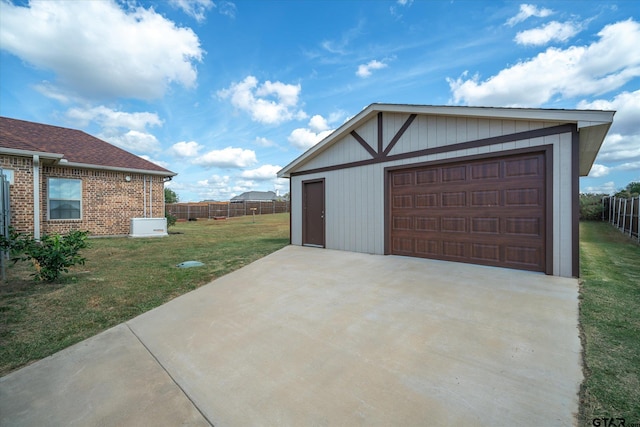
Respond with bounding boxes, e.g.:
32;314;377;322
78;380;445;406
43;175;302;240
0;116;174;175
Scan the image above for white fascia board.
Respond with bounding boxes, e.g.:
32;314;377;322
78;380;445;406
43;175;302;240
0;147;64;160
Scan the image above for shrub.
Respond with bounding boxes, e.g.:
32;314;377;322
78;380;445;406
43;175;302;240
0;229;89;282
580;193;606;221
165;211;177;228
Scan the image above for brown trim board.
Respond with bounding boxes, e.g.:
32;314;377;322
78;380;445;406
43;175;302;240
383;114;417;156
350;130;379;158
291;123;574;177
383;145;554;276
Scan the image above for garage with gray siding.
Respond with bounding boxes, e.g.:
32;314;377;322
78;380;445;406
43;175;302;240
278;104;614;277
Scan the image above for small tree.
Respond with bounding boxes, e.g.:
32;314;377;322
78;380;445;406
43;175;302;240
0;229;89;282
165;188;179;204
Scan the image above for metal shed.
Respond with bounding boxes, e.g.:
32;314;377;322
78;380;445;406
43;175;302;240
278;104;614;277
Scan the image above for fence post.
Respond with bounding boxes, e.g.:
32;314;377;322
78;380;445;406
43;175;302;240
622;198;627;234
625;197;633;237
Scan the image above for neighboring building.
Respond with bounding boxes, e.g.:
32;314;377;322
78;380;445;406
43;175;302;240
231;191;277;202
278;104;615;277
0;116;176;237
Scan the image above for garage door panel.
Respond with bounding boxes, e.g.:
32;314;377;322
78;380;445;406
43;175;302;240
442;192;466;207
471;243;501;262
505;188;543;206
416;169;438;185
505;218;542;236
505;156;542;177
471;190;500;207
393;194;413;208
416;217;438;231
441;217;467;233
470;161;501;180
392;216;412;231
416;239;439;255
442;165;466;182
416;194;438;207
505;246;542;268
389;152;546;272
471;217;500;234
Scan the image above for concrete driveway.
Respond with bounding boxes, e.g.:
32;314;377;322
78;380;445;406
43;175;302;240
0;245;583;426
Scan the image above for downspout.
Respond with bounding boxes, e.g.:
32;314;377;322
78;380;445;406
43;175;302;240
149;176;153;217
33;155;40;240
143;175;147;218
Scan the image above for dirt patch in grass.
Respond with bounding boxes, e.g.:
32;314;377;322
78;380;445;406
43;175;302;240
578;221;640;425
0;213;290;376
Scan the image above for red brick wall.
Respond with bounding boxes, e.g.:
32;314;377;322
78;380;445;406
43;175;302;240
1;155;167;236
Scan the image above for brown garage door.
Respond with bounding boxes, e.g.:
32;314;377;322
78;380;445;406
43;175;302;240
389;152;547;272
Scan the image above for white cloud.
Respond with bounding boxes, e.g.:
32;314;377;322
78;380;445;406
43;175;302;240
171;141;203;157
356;60;388;78
66;106;162;131
287;113;340;150
288;128;334;150
588;164;610;178
240;165;282;180
218;76;307;125
506;4;553;27
101;130;162;153
217;1;237;19
139;155;170;169
397;0;413;5
170;0;214;22
0;1;203;100
254;137;277;147
515;21;582;46
582;181;617;195
308;114;330;132
448;20;640;107
192;147;257;168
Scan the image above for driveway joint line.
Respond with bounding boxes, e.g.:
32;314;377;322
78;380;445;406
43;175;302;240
125;323;214;427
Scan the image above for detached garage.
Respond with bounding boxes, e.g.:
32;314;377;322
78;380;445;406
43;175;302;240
278;104;614;277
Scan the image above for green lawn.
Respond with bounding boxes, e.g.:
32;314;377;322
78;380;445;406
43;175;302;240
0;213;290;376
579;221;640;425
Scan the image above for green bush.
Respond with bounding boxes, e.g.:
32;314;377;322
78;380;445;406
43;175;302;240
165;211;177;228
580;193;606;221
0;229;89;282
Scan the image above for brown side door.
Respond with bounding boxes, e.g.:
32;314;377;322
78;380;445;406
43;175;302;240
302;179;325;247
389;152;547;272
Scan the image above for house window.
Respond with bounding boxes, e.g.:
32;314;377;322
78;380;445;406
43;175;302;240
48;178;82;220
1;169;13;184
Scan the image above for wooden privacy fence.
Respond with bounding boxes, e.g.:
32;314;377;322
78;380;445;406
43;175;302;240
166;200;290;220
602;196;640;243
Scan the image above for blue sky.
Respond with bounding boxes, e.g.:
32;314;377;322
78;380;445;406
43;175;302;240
1;0;638;201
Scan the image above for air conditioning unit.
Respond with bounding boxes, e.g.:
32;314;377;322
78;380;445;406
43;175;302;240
130;218;168;238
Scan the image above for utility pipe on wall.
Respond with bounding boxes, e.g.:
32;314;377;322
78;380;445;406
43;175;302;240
33;155;40;240
143;175;147;218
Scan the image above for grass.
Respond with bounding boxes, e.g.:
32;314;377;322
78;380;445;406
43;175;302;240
579;221;640;425
0;213;289;376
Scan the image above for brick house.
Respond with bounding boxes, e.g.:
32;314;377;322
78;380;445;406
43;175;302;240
0;116;176;237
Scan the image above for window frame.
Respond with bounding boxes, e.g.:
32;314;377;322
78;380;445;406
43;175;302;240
48;177;83;220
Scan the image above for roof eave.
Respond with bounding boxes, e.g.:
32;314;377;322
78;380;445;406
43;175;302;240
60;161;177;177
0;147;64;161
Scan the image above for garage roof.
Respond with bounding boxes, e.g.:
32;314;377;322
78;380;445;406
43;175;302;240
278;104;615;178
